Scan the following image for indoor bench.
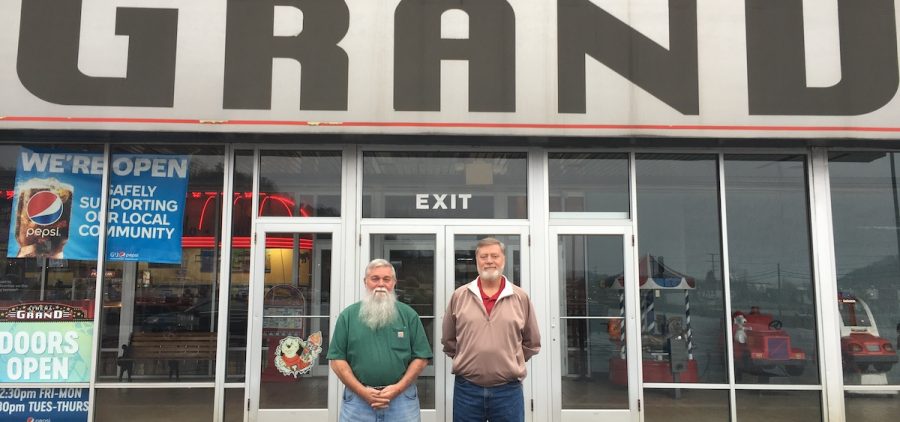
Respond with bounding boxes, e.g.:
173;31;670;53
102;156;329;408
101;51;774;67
117;331;217;381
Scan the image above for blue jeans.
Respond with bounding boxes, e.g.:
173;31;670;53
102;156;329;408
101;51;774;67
452;377;524;422
339;384;421;422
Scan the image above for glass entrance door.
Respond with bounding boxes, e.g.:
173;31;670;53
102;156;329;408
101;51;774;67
248;221;341;422
550;226;640;422
360;225;531;422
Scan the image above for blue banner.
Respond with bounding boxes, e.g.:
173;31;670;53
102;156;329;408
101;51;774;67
105;154;190;264
7;148;191;264
6;148;103;260
0;388;89;422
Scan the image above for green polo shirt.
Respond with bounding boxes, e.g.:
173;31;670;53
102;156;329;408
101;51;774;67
327;301;433;387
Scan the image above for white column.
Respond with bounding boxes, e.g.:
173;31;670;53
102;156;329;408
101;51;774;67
808;147;845;422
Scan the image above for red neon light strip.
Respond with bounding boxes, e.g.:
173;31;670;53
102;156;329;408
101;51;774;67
182;236;313;249
4;116;900;133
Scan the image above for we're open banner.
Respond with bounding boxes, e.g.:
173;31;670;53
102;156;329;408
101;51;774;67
8;148;189;264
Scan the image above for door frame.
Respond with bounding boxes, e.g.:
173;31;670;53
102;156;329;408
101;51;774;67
247;219;343;422
548;225;641;422
358;223;532;422
360;224;445;422
443;225;533;422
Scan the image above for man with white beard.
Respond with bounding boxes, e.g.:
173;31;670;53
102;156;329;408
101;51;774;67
328;259;432;422
441;238;541;422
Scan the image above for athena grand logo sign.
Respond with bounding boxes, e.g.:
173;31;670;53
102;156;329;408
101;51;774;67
1;304;88;322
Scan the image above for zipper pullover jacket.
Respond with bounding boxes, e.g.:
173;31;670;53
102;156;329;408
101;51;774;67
441;276;541;387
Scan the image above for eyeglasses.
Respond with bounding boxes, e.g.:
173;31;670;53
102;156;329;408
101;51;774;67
366;276;394;283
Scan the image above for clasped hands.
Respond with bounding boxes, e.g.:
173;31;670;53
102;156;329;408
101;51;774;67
362;384;401;410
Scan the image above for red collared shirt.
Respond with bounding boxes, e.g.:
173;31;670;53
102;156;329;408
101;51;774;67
478;277;505;315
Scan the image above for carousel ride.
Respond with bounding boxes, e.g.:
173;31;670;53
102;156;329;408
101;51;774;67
609;255;699;385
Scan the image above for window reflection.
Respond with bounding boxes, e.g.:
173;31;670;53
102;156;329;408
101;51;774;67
636;154;726;384
830;152;900;389
549;153;629;217
97;146;225;383
558;235;628;409
725;154;819;385
258;151;341;217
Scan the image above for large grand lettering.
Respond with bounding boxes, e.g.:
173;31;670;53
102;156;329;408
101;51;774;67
557;0;699;115
394;0;516;112
17;0;178;107
746;0;898;115
11;1;900;116
223;0;349;111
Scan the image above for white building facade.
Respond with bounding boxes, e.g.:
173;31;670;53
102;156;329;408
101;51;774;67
1;1;899;421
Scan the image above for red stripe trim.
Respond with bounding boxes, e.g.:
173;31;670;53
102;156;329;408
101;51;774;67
3;116;900;132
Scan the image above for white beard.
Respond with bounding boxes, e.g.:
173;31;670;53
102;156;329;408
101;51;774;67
479;267;504;282
359;288;398;330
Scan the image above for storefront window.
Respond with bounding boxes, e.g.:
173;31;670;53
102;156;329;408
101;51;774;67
828;152;900;417
0;145;103;421
0;145;104;309
558;234;629;409
636;154;726;384
258;151;341;217
94;388;214;420
258;232;331;409
362;152;527;219
97;146;225;387
644;389;729;421
549;152;629;217
736;390;821;422
223;387;245;422
725;155;819;385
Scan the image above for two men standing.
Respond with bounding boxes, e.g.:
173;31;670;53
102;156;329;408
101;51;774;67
329;237;540;422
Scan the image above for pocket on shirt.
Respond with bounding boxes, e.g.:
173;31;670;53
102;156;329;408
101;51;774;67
390;326;410;352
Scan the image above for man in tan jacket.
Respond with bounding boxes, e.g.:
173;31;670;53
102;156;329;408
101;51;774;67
441;237;541;422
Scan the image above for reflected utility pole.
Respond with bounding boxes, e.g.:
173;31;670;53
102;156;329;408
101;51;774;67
777;263;782;320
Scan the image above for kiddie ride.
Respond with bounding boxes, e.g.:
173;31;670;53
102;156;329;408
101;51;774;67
732;307;807;381
838;293;898;390
609;255;699;385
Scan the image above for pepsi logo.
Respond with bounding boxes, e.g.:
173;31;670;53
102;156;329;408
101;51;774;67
26;190;64;225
